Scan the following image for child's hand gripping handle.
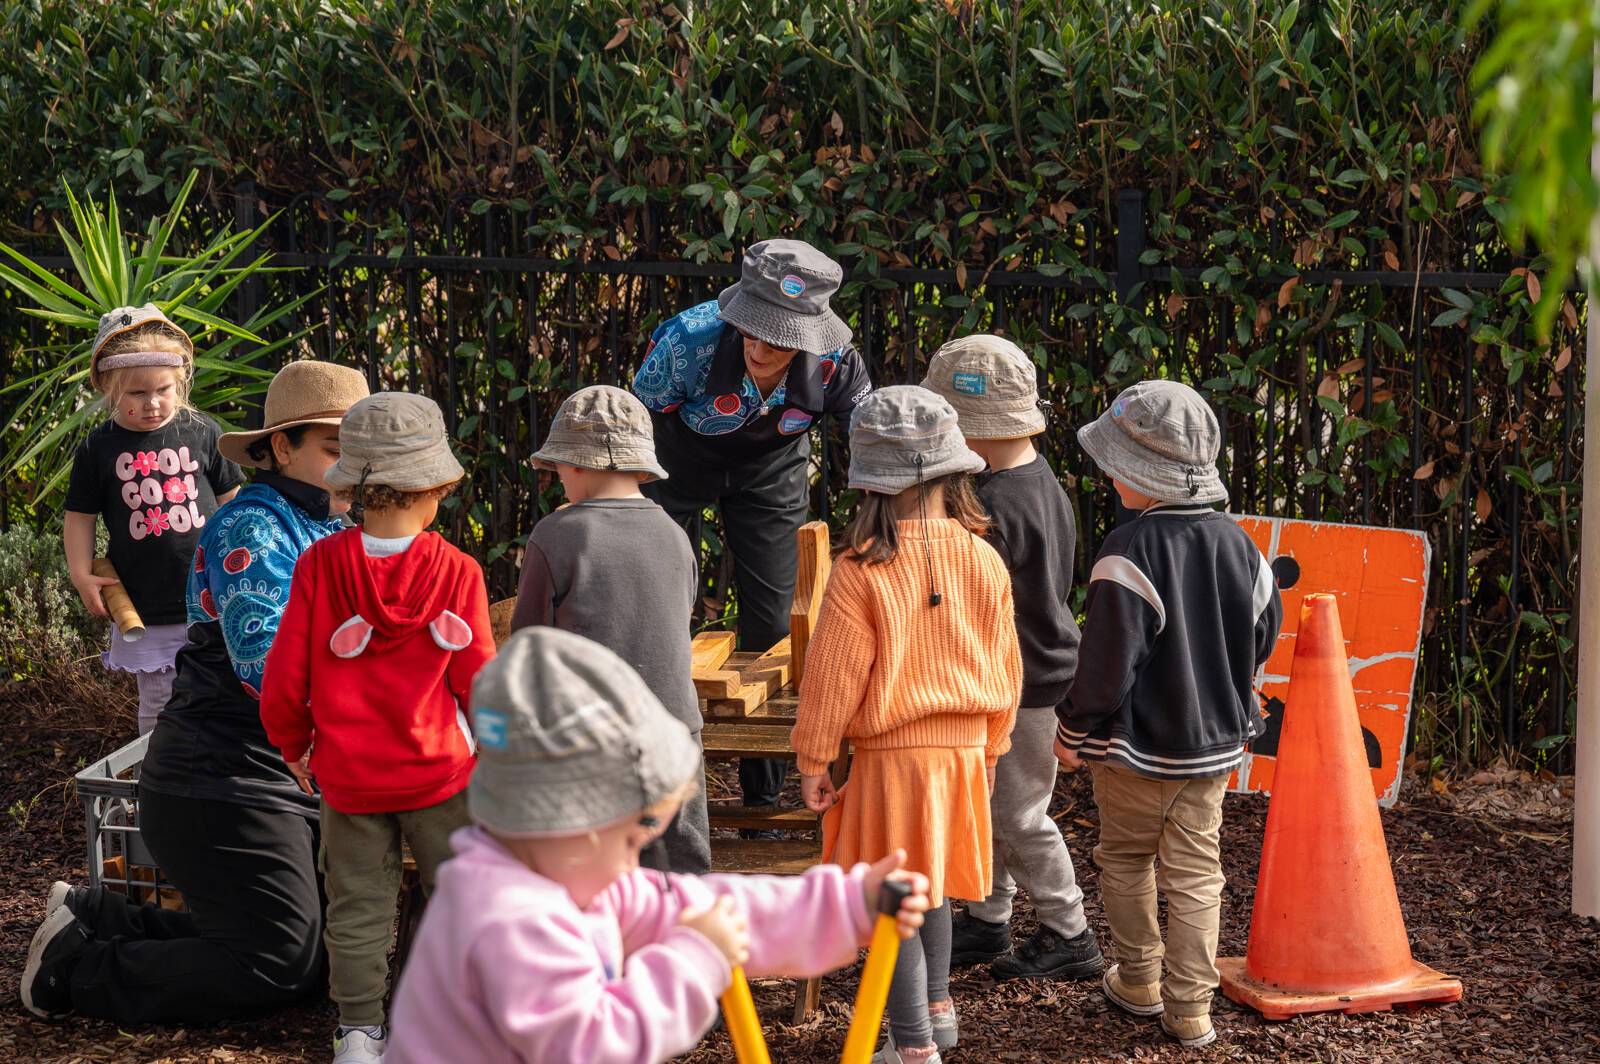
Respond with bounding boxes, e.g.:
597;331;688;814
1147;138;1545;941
840;878;913;1064
720;966;771;1064
92;559;145;642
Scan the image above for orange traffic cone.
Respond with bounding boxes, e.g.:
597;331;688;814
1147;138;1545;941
1218;594;1462;1019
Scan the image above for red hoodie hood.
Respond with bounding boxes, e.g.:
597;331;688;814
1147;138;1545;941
324;529;474;653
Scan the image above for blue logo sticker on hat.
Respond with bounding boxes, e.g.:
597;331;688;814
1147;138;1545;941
779;274;806;298
777;409;814;435
476;708;509;750
953;372;988;396
1112;398;1127;418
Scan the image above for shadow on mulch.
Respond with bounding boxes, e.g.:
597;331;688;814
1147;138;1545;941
0;673;1595;1063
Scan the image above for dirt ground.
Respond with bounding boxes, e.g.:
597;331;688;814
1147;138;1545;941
0;675;1595;1064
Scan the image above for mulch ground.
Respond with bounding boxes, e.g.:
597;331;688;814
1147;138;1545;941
0;673;1595;1064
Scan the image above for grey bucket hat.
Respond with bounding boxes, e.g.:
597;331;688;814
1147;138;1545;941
848;385;986;494
717;239;853;354
90;304;194;391
324;392;465;492
1077;379;1227;505
532;385;668;482
468;627;703;837
920;334;1047;440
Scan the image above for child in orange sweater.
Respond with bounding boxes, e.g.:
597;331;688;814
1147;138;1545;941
793;386;1023;1064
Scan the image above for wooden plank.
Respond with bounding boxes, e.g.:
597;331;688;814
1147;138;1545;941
793;976;822;1024
488;597;518;648
709;838;821;875
691;631;736;672
692;669;743;699
704;639;793;716
701;723;798;760
706;803;818;830
788;522;831;688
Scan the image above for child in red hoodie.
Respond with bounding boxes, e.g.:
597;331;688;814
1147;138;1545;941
261;392;493;1064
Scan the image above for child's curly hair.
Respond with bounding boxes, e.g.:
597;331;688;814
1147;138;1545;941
340;479;460;515
95;322;194;412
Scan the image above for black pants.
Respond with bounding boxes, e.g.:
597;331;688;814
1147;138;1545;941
646;442;808;806
68;789;325;1024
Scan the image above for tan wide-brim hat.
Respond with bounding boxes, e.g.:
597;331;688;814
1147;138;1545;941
219;360;371;468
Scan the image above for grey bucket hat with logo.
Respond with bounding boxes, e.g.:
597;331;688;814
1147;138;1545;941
324;392;466;492
90;304;194;391
468;626;703;837
1077;379;1227;505
848;385;986;494
717;239;853;354
532;385;668;482
920;334;1047;440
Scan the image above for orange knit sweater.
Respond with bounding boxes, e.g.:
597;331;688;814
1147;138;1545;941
791;518;1024;777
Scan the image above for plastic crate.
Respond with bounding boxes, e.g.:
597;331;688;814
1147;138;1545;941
74;733;179;904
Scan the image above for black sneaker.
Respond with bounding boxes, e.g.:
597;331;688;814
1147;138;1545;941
20;907;91;1018
949;910;1011;966
46;882;91;928
990;925;1104;982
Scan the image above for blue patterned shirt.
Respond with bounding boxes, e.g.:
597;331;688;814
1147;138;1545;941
631;300;872;468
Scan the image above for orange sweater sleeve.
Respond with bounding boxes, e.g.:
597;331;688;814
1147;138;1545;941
791;562;877;777
984;575;1024;767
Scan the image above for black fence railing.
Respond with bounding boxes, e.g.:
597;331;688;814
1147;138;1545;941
0;185;1582;770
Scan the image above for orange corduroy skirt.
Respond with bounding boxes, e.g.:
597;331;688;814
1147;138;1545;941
821;744;992;906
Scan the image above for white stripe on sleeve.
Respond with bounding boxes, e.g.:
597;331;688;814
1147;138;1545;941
1089;554;1167;634
1252;552;1276;621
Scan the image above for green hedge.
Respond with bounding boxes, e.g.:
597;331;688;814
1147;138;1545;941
0;0;1583;767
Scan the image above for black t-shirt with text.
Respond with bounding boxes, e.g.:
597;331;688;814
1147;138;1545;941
64;410;243;625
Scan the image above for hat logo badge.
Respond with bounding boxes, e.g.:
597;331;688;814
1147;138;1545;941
779;274;806;298
1112;398;1127;418
476;709;509;750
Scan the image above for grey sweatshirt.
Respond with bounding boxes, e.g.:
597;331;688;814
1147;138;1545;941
510;498;701;733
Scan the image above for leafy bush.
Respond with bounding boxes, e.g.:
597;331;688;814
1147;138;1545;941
0;523;100;673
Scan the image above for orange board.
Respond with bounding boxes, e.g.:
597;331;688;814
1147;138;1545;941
1230;516;1431;806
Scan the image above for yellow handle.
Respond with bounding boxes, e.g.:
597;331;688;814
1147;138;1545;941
840;911;904;1064
720;966;771;1064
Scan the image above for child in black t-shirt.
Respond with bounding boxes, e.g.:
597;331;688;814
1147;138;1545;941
63;305;242;734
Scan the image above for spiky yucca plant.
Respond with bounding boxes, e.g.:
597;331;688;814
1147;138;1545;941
0;170;319;502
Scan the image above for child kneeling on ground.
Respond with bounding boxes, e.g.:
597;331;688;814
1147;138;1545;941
922;334;1102;982
1056;380;1282;1049
385;627;931;1064
261;392;494;1064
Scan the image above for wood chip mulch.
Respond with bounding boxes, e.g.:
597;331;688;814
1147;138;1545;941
0;679;1595;1063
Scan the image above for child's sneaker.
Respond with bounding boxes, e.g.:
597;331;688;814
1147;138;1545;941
1161;1012;1217;1048
991;925;1104;982
928;1000;958;1051
872;1032;943;1064
20;906;92;1018
1101;963;1165;1017
948;909;1010;966
332;1024;387;1063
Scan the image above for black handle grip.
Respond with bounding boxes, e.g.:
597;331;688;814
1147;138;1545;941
877;878;912;917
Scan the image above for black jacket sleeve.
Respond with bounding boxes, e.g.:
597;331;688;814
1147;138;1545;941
1056;563;1159;745
822;344;873;415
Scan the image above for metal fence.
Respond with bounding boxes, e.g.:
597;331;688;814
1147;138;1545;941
0;184;1582;769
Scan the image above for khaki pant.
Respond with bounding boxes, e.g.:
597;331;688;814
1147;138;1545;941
320;791;470;1027
1088;762;1228;1018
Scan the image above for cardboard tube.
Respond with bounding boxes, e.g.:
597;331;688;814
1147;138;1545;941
720;966;771;1064
840;880;911;1064
91;558;145;642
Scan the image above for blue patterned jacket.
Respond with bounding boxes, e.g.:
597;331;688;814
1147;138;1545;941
632;300;872;469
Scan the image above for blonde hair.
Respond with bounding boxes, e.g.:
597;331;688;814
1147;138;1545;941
839;472;990;566
95;323;194;414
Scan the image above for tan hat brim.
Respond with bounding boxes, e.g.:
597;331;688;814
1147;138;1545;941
218;415;347;469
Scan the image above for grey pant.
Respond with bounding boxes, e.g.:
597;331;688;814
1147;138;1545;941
966;706;1088;937
321;791;470;1027
886;902;952;1047
136;668;176;735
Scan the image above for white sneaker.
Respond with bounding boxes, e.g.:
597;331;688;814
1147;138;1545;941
332;1025;386;1063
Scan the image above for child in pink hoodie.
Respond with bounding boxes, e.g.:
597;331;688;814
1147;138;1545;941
387;627;931;1064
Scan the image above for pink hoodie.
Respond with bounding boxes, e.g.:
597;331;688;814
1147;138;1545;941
387;827;876;1064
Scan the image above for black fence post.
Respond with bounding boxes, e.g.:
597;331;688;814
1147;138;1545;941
233;181;267;430
1115;188;1147;305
